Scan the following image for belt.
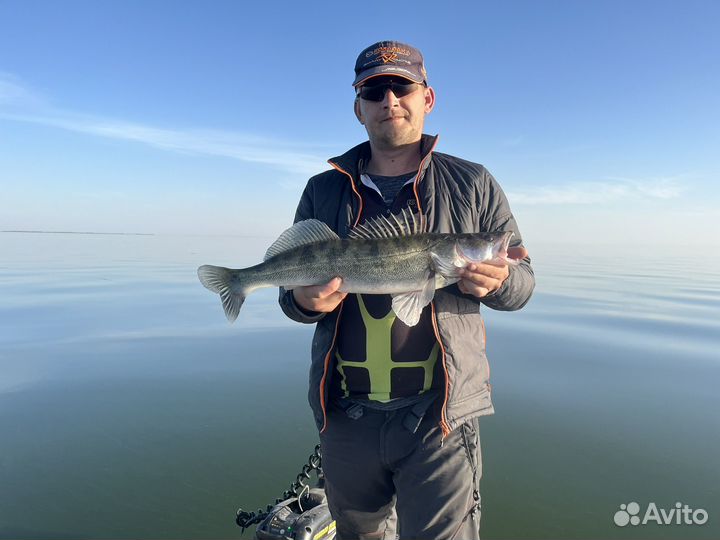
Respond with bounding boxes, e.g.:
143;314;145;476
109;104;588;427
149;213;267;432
332;392;439;434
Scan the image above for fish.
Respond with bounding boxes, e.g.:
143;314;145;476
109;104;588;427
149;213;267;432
198;210;517;327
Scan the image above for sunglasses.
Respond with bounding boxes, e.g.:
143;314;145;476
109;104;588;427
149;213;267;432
357;79;423;102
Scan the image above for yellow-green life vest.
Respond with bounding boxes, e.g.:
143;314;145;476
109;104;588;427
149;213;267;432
334;293;439;402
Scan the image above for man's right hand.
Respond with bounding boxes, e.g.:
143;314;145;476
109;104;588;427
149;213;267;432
292;277;347;313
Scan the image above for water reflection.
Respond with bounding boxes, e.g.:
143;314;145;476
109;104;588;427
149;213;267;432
1;233;719;539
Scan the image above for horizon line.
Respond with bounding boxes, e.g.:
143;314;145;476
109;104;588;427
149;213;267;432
2;230;155;236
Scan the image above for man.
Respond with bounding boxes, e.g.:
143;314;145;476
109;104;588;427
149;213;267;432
279;40;534;540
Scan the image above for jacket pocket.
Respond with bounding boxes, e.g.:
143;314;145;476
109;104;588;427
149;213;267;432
450;384;491;408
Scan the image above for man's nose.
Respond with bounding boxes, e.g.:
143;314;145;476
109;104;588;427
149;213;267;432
382;88;400;107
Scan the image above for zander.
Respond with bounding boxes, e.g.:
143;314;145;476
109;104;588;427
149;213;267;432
198;211;516;327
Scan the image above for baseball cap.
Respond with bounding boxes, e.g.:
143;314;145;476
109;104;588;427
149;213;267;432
353;40;428;87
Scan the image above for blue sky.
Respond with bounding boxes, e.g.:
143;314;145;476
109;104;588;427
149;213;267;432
1;0;718;246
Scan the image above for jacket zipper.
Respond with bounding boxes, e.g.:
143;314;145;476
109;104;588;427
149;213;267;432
318;161;363;433
318;303;344;433
410;137;452;437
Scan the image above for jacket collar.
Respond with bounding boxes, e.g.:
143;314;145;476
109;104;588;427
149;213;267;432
328;133;439;179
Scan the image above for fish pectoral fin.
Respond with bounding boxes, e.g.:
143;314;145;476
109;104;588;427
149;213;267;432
391;273;436;327
430;251;463;279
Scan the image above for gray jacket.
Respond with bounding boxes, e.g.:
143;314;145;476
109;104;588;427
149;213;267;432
279;134;535;436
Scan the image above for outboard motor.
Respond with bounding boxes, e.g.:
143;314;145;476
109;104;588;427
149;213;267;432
236;445;335;540
254;488;335;540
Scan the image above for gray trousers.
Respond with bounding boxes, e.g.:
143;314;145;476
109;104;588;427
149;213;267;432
319;403;482;540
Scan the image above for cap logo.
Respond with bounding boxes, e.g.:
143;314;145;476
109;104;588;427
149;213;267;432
354;41;426;86
366;44;412;63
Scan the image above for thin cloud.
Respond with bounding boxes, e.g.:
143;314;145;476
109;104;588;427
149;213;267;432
0;73;329;176
507;176;687;205
0;75;24;102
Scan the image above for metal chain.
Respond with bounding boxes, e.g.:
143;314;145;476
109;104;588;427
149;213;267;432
235;444;324;533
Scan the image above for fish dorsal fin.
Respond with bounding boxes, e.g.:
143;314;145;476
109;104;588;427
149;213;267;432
264;219;339;261
348;208;424;240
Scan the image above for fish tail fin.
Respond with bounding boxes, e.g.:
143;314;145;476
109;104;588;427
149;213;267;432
197;265;247;323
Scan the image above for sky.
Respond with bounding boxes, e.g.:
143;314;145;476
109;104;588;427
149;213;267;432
0;0;718;246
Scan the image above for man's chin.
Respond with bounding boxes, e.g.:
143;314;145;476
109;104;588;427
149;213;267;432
373;128;421;149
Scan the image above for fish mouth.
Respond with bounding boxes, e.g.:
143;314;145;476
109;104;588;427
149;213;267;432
495;231;514;259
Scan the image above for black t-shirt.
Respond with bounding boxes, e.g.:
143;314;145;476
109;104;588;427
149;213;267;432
366;172;416;205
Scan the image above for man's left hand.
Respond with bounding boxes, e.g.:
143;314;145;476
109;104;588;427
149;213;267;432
457;247;529;298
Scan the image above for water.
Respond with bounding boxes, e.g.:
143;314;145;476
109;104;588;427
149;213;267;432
1;233;719;539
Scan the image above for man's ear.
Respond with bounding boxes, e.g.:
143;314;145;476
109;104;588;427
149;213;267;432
354;98;365;125
424;86;436;114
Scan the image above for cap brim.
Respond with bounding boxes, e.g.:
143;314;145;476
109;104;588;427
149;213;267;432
353;66;425;87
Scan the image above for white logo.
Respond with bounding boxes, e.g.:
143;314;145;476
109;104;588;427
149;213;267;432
614;502;708;527
614;502;641;526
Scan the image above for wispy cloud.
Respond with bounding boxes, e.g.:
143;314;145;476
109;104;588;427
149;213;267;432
0;73;329;176
0;72;45;107
507;176;688;205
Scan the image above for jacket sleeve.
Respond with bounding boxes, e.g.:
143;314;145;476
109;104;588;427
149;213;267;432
278;178;328;324
446;167;535;311
477;170;535;311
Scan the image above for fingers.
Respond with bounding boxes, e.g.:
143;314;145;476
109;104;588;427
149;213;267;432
459;263;508;284
325;290;348;305
507;246;528;260
481;247;528;268
326;277;348;304
308;277;344;299
298;277;340;298
458;263;508;298
319;277;344;297
293;278;346;313
458;279;490;298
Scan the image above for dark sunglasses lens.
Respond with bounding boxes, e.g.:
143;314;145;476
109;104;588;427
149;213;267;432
392;83;418;97
360;81;417;101
359;86;384;101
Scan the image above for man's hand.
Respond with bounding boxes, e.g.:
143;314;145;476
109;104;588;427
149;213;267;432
457;247;529;298
292;277;347;313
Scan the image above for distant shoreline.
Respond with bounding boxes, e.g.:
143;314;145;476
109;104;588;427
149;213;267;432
1;230;154;236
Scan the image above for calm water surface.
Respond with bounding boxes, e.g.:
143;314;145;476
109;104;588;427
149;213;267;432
1;233;719;539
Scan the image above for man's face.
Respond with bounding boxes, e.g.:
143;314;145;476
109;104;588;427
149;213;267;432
354;76;435;149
